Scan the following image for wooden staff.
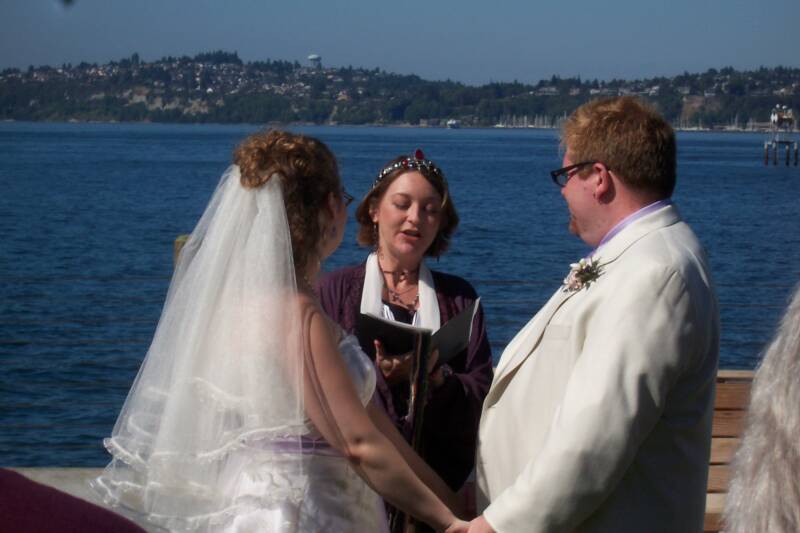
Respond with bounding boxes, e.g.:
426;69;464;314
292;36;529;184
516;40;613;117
393;330;433;533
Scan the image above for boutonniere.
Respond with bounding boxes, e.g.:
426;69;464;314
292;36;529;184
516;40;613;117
562;256;605;293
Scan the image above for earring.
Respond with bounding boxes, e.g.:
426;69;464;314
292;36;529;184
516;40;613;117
373;223;381;254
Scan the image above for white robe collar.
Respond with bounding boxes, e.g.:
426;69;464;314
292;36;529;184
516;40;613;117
360;252;441;331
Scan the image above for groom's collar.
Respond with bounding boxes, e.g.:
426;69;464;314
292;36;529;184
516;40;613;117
589;202;681;265
594;199;673;253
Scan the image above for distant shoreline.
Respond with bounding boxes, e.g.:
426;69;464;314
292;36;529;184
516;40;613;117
5;55;798;130
2;118;795;135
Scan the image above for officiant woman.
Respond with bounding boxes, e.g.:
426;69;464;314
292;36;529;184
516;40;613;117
317;150;493;494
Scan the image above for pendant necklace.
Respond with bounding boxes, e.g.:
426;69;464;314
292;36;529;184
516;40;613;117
379;258;419;310
387;284;419;309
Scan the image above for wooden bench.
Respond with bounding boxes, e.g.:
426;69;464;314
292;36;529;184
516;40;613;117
704;369;754;531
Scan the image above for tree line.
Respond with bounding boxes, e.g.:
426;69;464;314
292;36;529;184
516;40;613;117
1;52;798;128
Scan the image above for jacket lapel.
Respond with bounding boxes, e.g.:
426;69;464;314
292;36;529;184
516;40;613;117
485;205;683;408
486;287;578;405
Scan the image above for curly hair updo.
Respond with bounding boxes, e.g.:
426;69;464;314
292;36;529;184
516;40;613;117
233;130;341;270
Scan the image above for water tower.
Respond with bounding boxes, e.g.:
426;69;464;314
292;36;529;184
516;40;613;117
307;54;322;70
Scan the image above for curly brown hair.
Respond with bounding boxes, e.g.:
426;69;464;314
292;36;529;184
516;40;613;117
354;156;459;257
233;130;341;271
562;96;676;199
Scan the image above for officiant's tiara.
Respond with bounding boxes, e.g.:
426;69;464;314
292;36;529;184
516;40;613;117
372;149;448;190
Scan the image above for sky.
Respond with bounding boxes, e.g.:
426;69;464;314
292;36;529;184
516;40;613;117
1;0;799;86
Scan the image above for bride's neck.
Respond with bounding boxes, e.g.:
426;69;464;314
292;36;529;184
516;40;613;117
298;259;320;292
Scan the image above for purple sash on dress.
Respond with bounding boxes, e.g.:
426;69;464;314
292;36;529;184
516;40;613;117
266;437;342;457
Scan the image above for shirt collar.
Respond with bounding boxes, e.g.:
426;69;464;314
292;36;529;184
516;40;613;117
593;198;673;257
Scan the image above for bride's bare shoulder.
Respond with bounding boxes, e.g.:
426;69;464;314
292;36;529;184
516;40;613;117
294;291;341;340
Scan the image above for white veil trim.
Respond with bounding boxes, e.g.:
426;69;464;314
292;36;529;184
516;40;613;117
91;165;308;531
360;252;440;330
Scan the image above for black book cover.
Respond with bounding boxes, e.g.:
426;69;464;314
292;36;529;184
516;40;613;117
355;297;480;364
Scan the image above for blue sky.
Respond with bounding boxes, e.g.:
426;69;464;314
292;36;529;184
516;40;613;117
1;0;798;85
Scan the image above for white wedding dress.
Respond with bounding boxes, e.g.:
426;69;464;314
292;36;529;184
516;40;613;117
223;334;387;533
91;167;389;532
94;334;388;533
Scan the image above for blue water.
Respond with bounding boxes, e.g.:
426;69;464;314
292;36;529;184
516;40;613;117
1;122;799;466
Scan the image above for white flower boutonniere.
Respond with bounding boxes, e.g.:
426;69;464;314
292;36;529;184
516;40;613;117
562;256;605;293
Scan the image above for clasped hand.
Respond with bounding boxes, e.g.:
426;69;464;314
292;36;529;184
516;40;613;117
444;514;494;533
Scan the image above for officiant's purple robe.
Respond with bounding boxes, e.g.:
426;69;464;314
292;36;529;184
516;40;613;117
317;262;493;490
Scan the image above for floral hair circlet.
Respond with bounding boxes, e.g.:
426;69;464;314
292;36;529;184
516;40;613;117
372;149;448;190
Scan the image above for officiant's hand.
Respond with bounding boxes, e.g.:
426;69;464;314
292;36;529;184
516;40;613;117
428;350;449;389
374;341;442;386
374;340;413;385
456;480;477;519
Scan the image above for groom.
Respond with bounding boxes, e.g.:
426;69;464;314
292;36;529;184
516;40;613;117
470;97;719;532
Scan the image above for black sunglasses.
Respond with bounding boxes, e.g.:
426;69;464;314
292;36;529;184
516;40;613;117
549;161;598;187
341;188;354;206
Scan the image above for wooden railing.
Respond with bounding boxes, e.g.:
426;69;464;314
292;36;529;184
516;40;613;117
704;369;754;531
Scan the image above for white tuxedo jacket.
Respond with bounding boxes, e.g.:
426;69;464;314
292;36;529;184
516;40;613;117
476;205;719;532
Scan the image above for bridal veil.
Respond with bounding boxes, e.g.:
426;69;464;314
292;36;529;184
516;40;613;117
92;166;311;530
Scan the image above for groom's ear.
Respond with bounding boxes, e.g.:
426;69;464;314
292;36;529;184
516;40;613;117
594;163;614;203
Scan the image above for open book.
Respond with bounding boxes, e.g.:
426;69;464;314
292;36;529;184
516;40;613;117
355;297;480;365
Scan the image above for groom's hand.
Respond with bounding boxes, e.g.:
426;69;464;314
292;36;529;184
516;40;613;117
443;518;470;533
467;515;495;533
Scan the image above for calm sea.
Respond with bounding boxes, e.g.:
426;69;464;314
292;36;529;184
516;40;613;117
1;122;799;466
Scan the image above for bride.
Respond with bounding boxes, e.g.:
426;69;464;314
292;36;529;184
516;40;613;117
91;130;468;532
